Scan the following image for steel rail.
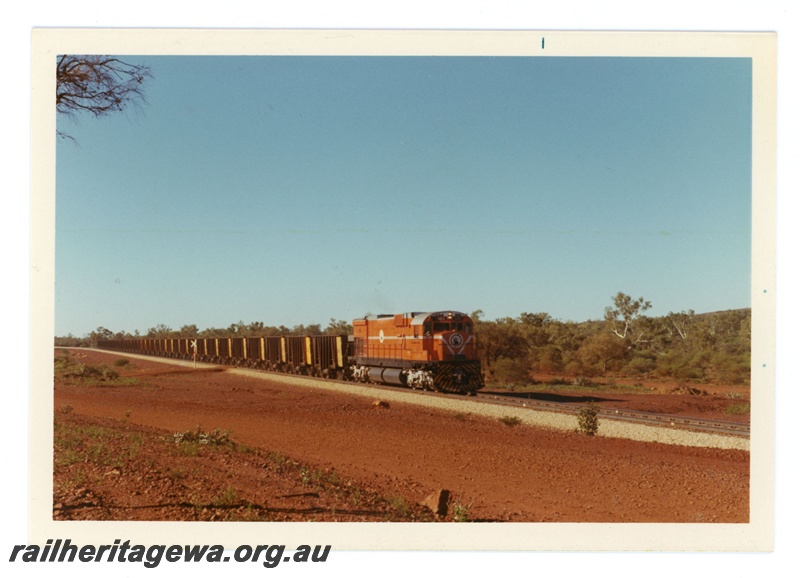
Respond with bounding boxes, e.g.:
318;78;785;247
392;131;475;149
77;348;750;438
473;391;750;437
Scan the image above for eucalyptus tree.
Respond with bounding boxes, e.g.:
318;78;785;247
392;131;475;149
56;55;152;141
604;292;653;346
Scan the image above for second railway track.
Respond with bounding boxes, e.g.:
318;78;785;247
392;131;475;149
228;367;751;451
77;348;751;450
473;391;750;437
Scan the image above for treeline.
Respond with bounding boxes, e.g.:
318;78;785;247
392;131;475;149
54;318;354;347
473;293;750;386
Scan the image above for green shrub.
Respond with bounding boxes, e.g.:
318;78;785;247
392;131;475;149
213;485;239;506
563;360;584;376
622;355;656;375
725;403;750;415
491;356;531;386
387;495;411;519
54;356;123;385
172;427;233;451
452;502;471;522
536;345;564;373
498;415;522;427
577;403;600;436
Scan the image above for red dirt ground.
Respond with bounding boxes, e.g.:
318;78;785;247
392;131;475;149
53;349;749;523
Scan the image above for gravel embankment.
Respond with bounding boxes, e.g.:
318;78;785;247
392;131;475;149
228;368;750;452
83;351;748;451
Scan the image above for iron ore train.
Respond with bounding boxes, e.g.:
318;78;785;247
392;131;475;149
97;310;484;394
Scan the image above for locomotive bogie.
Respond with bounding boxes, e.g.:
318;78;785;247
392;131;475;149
351;365;370;383
405;368;434;390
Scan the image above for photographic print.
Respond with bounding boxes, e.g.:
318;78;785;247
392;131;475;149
32;29;776;552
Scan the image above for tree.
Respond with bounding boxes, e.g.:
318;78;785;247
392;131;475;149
88;326;114;344
535;344;564;373
518;312;552;327
579;332;630;374
146;324;173;338
326;318;352;335
666;310;695;341
604;292;652;344
299;324;323;335
491;356;532;385
518;312;552;349
56;55;152;140
474;317;528;370
179;324;199;337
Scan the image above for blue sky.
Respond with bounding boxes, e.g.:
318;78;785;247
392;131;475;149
55;55;752;337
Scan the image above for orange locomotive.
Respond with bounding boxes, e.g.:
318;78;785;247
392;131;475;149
352;310;484;394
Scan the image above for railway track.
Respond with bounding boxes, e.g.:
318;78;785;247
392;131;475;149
473;391;750;438
78;348;751;439
235;366;750;439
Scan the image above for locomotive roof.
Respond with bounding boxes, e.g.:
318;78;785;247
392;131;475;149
363;311;470;325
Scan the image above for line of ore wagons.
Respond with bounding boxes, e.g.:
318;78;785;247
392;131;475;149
98;334;350;379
